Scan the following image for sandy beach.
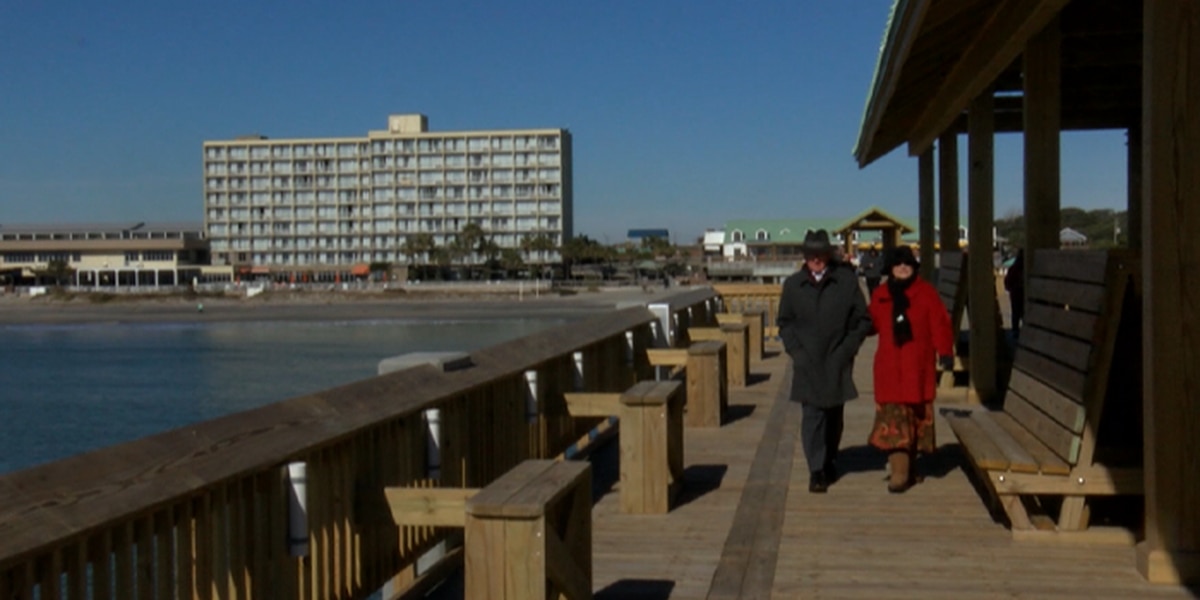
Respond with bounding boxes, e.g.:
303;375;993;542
0;284;693;325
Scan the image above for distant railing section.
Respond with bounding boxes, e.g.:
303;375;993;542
0;289;716;600
713;283;782;339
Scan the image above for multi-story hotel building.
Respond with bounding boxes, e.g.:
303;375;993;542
202;114;573;273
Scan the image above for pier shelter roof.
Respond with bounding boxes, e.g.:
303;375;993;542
854;0;1142;167
852;0;1200;585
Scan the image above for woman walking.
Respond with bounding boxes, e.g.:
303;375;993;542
867;246;954;493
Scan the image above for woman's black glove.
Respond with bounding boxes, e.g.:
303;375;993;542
938;355;955;371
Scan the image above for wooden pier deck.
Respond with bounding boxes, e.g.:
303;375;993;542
582;338;1198;599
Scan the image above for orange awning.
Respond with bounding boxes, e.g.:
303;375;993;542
351;263;371;276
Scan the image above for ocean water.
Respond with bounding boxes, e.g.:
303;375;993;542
0;317;563;475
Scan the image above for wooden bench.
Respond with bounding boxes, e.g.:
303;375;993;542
936;250;1004;395
687;324;748;388
386;459;593;599
943;250;1142;541
565;380;684;514
646;340;728;428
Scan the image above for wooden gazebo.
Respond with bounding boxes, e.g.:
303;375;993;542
834;205;915;256
854;0;1198;585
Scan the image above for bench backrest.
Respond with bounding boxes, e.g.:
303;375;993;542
937;251;967;331
1004;249;1134;468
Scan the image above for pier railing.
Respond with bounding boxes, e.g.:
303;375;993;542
0;289;717;600
712;283;782;339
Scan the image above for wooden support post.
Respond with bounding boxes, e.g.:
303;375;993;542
739;311;766;362
716;311;763;362
1138;0;1200;584
389;460;593;600
687;327;740;387
619;381;684;515
722;323;747;387
938;132;960;253
1126;123;1141;253
684;340;727;428
968;89;998;405
1023;15;1061;293
919;146;936;280
464;460;592;600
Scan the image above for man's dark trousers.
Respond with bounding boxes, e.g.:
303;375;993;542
800;403;844;473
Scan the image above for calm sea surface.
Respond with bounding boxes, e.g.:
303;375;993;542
0;317;563;474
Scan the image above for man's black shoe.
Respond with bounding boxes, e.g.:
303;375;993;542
809;470;829;493
824;460;839;484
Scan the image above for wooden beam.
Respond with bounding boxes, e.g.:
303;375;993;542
967;89;998;405
1023;14;1063;313
562;393;621;418
938;132;960;252
384;488;477;528
991;467;1143;495
919;146;936;279
645;348;688;367
907;0;1071;157
1137;0;1200;586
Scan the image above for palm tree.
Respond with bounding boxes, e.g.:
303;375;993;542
500;248;525;278
458;222;486;265
402;233;435;280
520;234;536;263
35;259;75;287
531;234;557;265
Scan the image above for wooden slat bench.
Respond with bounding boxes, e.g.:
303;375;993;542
944;249;1142;541
386;459;593;599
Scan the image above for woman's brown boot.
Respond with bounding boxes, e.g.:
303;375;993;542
887;451;913;493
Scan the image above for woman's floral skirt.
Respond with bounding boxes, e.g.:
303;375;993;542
869;402;936;454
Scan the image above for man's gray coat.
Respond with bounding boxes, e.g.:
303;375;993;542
777;263;872;408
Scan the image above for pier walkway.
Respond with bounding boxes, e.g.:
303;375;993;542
580;338;1196;599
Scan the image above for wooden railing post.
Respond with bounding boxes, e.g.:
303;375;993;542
717;311;764;362
465;460;592;600
685;340;727;428
387;460;593;600
618;381;685;515
742;309;765;362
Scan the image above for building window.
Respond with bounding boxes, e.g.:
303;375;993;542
756;229;769;241
731;230;744;243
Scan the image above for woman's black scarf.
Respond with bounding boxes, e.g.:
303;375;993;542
888;276;915;347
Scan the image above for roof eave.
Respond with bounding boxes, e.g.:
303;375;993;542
853;0;931;169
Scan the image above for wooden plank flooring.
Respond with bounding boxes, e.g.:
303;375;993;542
588;338;1198;599
428;337;1197;599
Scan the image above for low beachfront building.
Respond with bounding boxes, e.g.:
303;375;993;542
704;207;970;282
0;222;230;289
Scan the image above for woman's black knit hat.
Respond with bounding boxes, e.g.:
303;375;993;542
886;246;919;271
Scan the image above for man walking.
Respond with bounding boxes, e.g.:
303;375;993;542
777;230;873;493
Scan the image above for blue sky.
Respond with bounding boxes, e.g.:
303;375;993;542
0;1;1130;243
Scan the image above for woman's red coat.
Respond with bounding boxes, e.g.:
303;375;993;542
868;276;954;404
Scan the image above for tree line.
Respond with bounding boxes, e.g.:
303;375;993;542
995;207;1129;249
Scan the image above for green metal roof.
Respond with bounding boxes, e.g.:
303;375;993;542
723;219;846;245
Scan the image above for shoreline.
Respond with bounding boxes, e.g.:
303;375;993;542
0;285;688;325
